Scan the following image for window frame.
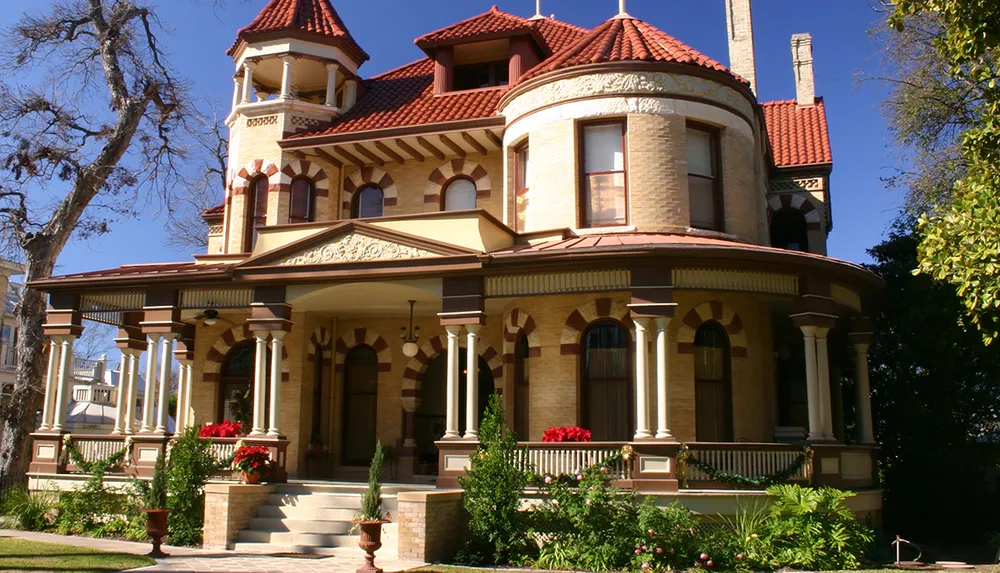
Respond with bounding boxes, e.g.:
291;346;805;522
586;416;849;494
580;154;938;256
243;175;269;253
352;184;385;219
686;121;725;232
288;176;316;224
579;318;634;442
578;119;629;229
514;141;530;232
440;175;478;212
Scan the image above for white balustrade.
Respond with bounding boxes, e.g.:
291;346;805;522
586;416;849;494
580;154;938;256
683;445;811;483
71;438;128;465
519;444;632;480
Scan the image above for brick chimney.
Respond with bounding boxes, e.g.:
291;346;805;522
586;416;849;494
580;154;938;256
791;33;816;106
725;0;757;94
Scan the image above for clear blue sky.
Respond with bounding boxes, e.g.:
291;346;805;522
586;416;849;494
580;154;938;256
2;0;903;276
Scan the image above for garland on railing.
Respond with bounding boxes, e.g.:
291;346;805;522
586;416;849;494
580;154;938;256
60;434;133;475
527;447;631;487
676;444;813;489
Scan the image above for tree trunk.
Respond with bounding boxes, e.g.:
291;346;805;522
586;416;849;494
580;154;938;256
0;244;55;490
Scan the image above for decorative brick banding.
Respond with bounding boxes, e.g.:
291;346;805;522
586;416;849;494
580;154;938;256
307;326;333;362
560;297;632;355
767;194;822;231
343;167;399;213
203;324;290;383
502;308;541;363
676;301;748;358
424;159;491;205
401;334;504;408
230;159;279;197
280;160;330;198
334;328;392;373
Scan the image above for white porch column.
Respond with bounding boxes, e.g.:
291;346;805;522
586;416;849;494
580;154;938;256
39;337;62;431
182;361;194;432
279;55;295;99
174;359;188;432
232;76;243;109
852;340;875;444
632;318;652;439
251;331;269;435
51;336;75;432
112;355;128;435
815;327;834;440
654;317;674;439
325;63;340;107
154;334;175;434
463;325;481;440
800;325;822;441
123;349;140;435
267;331;286;437
241;61;256;104
443;325;462;439
140;336;159;433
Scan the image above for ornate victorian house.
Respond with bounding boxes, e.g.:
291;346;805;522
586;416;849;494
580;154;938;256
29;0;881;554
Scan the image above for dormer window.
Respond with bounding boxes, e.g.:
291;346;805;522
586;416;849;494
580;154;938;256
454;60;509;90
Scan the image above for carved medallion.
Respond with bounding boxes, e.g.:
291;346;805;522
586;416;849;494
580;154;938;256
277;232;436;266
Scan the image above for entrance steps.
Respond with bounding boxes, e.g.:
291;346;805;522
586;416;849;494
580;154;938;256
233;481;434;556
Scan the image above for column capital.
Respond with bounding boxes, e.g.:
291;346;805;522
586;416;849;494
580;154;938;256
280;54;296;64
631;316;652;329
444;325;463;337
814;326;830;339
254;330;270;342
243;60;258;71
270;330;287;340
799;324;818;337
464;324;481;335
850;331;873;348
654;316;672;330
790;311;837;330
326;61;341;71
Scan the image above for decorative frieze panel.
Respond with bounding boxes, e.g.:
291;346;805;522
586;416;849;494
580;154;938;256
276;232;436;266
208;224;224;236
80;291;145;312
672;268;798;296
289;115;325;130
768;178;825;193
486;269;630;297
179;287;254;309
246;115;278;128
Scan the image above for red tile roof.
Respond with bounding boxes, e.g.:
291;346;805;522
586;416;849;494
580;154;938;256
762;98;833;168
40;262;231;283
227;0;369;64
292;13;586;138
521;16;747;84
415;6;539;49
203;204;225;217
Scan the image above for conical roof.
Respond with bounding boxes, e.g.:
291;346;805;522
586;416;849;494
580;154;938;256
227;0;369;64
520;15;746;84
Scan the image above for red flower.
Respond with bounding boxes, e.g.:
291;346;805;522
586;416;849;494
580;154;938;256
233;445;272;474
199;420;243;438
542;426;592;443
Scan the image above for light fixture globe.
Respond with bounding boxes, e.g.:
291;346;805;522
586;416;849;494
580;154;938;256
402;341;419;358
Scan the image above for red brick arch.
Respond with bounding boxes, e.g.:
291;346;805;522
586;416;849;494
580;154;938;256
767;194;822;231
424;159;491;206
503;308;541;364
401;333;504;411
307;326;333;362
560;297;632;355
676;301;748;358
334;328;392;373
202;323;290;384
343;167;398;214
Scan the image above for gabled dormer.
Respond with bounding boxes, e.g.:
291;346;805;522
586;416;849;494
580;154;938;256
414;6;552;94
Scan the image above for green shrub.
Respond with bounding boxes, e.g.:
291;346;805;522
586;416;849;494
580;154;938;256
630;500;703;572
0;486;55;531
166;427;229;546
54;439;134;536
145;453;167;510
457;394;531;565
358;441;385;522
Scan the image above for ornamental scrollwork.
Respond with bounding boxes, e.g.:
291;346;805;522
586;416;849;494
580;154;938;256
277;233;436;266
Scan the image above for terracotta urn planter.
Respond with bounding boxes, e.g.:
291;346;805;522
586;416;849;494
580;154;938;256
242;469;264;484
140;508;172;558
356;520;383;573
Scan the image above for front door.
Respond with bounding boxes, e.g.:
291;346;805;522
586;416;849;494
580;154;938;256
341;346;378;466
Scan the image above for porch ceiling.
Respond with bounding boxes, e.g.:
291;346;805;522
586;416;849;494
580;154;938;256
286;279;442;316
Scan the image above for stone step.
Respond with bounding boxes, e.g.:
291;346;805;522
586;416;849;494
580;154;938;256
256;505;357;521
247;517;354;535
266;493;365;509
236;530;358;547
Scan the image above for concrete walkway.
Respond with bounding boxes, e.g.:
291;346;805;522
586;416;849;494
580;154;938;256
0;530;427;573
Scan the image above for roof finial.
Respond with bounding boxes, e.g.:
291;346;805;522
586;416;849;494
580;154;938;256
615;0;631;19
529;0;545;20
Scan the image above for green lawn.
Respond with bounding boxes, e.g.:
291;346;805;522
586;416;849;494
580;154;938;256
0;538;155;573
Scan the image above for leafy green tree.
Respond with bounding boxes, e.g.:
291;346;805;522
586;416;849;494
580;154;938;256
884;1;1000;342
867;227;1000;541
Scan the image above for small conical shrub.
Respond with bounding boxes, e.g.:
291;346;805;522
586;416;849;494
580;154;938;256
145;453;168;510
359;441;384;522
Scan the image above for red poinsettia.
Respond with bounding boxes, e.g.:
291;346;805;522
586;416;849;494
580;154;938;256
542;426;592;443
233;445;272;474
199;420;243;438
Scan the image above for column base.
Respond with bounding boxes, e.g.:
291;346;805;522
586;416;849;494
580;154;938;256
266;431;284;439
441;432;462;440
633;430;654;440
250;429;266;436
463;432;479;440
654;430;674;440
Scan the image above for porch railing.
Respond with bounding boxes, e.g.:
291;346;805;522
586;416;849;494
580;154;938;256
68;435;129;468
519;442;632;480
681;443;812;485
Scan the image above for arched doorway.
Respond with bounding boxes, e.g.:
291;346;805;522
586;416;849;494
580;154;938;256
694;322;733;442
770;207;809;252
414;349;495;474
341;346;379;466
580;321;633;441
218;340;269;428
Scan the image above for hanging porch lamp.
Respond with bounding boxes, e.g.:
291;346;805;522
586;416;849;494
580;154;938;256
400;300;421;358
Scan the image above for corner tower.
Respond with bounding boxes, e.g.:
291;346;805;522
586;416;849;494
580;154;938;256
222;0;368;254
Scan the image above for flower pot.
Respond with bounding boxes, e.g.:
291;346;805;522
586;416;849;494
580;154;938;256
242;469;264;484
356;520;383;573
140;508;172;558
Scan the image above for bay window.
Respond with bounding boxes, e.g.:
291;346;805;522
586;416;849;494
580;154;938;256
581;121;627;227
515;142;529;232
687;124;723;231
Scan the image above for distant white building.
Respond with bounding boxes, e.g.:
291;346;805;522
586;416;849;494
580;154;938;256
61;354;174;434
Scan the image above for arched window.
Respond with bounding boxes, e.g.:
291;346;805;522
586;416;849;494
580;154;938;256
289;177;315;224
353;185;384;219
244;176;269;252
581;321;632;441
442;177;477;211
694;322;733;442
342;346;378;466
513;333;530;439
219;340;268;428
770;207;809;252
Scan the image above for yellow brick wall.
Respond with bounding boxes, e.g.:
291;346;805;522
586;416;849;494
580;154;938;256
720;128;761;243
627;113;690;234
518;119;579;232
